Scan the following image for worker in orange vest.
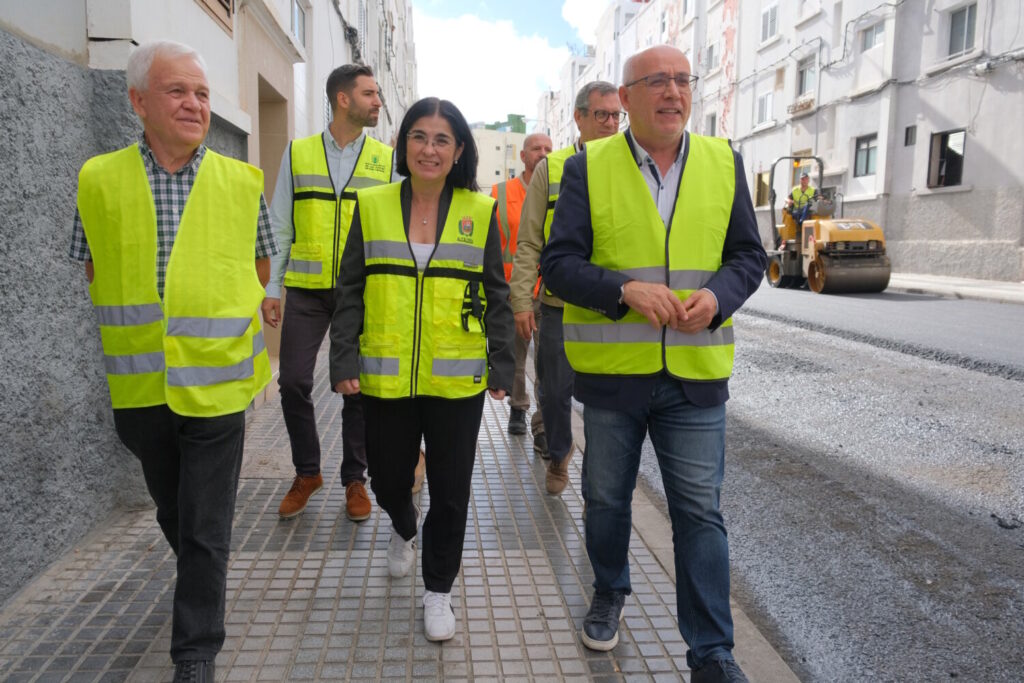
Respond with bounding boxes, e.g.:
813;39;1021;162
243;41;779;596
491;132;553;436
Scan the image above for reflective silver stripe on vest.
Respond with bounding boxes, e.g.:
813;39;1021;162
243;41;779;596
360;356;400;376
548;182;560;196
165;332;265;387
616;268;712;291
288;259;323;274
432;243;484;268
293;174;333;190
365;240;413;261
432;358;486;377
95;303;163;327
619;266;665;283
166;317;252;338
665;326;734;347
104;351;165;375
564;322;661;344
347;176;387;189
669;270;713;291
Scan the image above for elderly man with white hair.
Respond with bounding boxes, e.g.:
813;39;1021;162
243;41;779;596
69;40;277;683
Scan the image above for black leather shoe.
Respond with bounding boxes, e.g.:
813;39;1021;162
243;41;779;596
532;431;549;458
691;657;749;683
507;408;527;435
581;590;626;651
173;659;215;683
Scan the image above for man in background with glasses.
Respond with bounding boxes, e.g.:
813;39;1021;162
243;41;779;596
509;81;621;496
541;46;766;683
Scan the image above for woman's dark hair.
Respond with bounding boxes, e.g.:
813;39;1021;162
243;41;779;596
396;97;479;191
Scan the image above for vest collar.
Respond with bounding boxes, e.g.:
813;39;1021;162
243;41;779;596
324;128;367;153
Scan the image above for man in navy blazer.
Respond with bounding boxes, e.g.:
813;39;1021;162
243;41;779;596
540;45;765;683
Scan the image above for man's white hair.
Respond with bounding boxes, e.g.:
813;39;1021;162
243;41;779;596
126;41;207;92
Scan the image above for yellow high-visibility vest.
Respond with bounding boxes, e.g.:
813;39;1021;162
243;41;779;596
356;183;495;399
562;133;737;381
542;145;576;244
77;145;270;416
791;185;816;208
286;134;393;289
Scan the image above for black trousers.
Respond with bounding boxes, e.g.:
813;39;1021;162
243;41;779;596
113;405;245;662
278;287;366;483
537;304;575;463
362;392;485;593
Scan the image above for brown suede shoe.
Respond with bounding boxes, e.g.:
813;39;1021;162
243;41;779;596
278;474;323;519
545;450;573;495
346;481;372;521
412;449;426;493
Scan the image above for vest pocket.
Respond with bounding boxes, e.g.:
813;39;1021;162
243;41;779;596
285;244;324;284
358;334;402;392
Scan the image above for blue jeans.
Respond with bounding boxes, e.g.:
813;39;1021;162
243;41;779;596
582;374;734;669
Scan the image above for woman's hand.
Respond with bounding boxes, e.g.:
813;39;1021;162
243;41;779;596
335;379;360;395
487;388;506;401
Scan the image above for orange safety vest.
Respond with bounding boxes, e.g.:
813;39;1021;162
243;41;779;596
490;176;527;282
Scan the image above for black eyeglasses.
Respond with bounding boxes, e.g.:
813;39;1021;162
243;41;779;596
624;72;699;93
585;109;627;124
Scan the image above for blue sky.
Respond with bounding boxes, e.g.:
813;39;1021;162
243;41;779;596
412;0;612;125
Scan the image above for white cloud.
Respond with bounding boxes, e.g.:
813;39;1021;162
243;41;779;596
561;0;613;45
412;9;568;126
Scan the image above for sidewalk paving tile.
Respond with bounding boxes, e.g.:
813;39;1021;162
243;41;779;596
1;345;695;681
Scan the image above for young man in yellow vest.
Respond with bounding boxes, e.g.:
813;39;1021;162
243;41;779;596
262;64;409;523
490;132;552;437
541;46;767;683
71;41;276;683
509;81;620;495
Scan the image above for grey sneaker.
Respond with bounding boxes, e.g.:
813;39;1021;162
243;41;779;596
581;590;626;651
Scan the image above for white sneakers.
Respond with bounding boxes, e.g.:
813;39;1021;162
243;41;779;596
423;590;456;641
387;506;420;578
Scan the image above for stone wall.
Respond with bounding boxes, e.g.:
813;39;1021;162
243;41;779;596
0;28;246;607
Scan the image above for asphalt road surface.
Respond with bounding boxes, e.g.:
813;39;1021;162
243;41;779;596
633;285;1024;682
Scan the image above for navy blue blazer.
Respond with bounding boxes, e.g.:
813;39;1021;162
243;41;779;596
539;131;767;409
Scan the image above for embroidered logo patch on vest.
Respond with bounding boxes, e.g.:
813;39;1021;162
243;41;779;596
457;216;475;244
364;155;388;174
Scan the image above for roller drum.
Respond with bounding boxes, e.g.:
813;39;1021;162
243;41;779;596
808;254;891;294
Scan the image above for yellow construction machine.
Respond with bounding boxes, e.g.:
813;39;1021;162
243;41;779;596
765;156;891;293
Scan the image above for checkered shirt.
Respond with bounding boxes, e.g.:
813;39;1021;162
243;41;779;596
69;137;277;298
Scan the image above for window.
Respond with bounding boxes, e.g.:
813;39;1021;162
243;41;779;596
928;129;966;187
949;4;977;57
861;22;884;51
195;0;233;34
797;57;816;96
904;125;916;146
854;134;878;177
706;113;717;137
291;0;306;46
705;42;719;71
754;172;771;206
761;4;778;42
756;92;773;125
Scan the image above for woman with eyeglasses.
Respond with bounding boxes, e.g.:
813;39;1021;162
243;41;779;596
330;97;514;642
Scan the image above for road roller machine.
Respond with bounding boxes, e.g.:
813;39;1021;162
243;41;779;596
765;156;891;294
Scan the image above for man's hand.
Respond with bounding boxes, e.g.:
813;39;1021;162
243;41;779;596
514;311;537;341
335;379;360;395
622;280;688;329
488;388;507;401
676;289;717;333
261;297;282;328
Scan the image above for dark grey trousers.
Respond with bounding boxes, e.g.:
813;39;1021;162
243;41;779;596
278;286;366;483
113;405;245;662
537;303;575;463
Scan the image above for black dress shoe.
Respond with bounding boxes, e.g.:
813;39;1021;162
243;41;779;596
691;657;749;683
173;659;214;683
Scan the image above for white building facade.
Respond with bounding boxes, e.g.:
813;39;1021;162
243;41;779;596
542;0;1024;281
472;128;527;195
